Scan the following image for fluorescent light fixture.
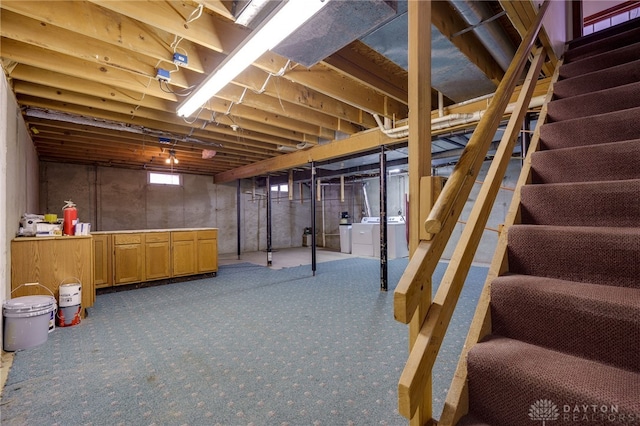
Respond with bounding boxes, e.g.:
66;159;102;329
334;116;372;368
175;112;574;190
235;0;272;27
177;0;331;118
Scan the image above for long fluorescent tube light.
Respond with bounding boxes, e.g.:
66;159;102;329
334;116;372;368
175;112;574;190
177;0;331;118
235;0;272;27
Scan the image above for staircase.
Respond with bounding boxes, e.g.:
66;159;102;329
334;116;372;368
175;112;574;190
458;19;640;426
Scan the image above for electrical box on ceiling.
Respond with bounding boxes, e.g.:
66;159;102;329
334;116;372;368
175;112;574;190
156;68;171;82
173;53;188;67
271;0;397;68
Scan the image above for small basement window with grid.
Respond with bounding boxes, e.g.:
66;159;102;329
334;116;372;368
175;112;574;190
148;172;181;186
271;184;288;192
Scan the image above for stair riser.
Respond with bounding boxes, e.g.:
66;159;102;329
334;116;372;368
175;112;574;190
507;225;640;289
560;42;640;79
520;180;640;227
531;139;640;184
564;26;640;63
553;59;640;99
491;276;640;372
547;82;640;122
540;107;640;150
466;337;640;426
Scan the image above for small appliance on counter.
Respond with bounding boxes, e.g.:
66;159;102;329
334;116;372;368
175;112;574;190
17;212;64;237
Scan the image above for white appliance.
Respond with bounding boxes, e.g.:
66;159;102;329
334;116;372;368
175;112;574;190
339;224;352;254
351;217;379;257
386;216;409;259
351;216;408;259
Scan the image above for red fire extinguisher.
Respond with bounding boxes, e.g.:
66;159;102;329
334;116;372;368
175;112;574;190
63;200;78;236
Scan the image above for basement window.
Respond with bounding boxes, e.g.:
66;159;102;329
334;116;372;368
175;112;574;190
271;184;288;192
148;172;181;186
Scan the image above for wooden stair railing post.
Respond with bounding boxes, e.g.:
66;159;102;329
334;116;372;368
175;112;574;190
399;45;547;424
406;0;432;424
394;1;550;421
397;49;543;415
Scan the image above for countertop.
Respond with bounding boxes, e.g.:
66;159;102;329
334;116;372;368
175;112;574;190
13;235;93;242
91;228;217;235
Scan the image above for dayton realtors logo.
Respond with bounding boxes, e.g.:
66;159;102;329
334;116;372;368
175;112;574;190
529;399;560;425
529;400;638;424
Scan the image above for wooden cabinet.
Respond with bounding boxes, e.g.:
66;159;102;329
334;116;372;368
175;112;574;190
197;229;218;274
113;233;144;285
145;232;170;280
93;234;112;288
92;228;217;288
171;231;197;277
11;236;95;312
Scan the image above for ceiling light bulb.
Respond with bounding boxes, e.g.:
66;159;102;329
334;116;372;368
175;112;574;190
173;157;179;164
166;157;171;164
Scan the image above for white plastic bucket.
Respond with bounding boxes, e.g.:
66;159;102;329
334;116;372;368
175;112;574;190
59;283;81;307
58;283;81;327
3;295;57;351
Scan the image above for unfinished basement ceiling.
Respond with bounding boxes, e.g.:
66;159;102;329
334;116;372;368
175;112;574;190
0;0;542;180
361;0;498;102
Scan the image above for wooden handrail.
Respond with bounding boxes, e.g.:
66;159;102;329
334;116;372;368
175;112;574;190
397;46;547;420
424;1;550;235
395;0;550;325
395;1;551;420
437;53;563;426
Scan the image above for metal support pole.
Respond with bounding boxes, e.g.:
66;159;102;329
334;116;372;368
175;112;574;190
380;146;388;291
237;179;241;260
311;162;317;276
266;175;273;266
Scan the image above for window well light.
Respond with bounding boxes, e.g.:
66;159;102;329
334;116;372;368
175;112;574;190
177;0;331;118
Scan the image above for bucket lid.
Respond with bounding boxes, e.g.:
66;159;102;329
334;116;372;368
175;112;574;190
3;295;57;317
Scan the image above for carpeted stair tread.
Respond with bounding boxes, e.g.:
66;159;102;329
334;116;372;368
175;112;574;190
456;414;491;426
564;25;640;63
520;179;640;227
539;106;640;150
547;81;640;122
466;335;640;426
568;16;640;49
491;274;640;372
553;59;640;99
559;41;640;79
507;224;640;288
531;138;640;184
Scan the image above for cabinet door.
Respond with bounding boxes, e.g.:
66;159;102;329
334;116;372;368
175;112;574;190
197;238;218;273
114;243;143;285
172;231;197;277
93;234;112;288
146;241;171;280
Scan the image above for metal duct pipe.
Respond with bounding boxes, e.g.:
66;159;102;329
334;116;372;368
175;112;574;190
449;0;516;72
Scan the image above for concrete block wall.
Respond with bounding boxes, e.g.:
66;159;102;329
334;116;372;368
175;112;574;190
39;163;312;255
37;156;521;261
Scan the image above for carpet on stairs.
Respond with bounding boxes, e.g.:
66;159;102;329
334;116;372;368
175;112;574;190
459;18;640;426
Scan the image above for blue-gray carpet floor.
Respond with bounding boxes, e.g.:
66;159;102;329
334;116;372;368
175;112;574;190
1;257;487;425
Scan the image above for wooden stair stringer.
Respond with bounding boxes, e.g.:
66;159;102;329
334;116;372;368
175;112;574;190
436;57;563;426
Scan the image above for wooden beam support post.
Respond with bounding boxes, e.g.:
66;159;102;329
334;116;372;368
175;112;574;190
407;1;432;424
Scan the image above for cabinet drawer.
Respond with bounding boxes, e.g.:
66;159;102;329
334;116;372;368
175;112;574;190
197;230;217;240
114;234;142;245
146;232;169;243
172;231;196;241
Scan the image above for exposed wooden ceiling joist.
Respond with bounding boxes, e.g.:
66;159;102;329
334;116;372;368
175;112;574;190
0;0;529;178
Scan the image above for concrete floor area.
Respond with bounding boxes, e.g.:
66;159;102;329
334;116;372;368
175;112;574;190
218;247;364;269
